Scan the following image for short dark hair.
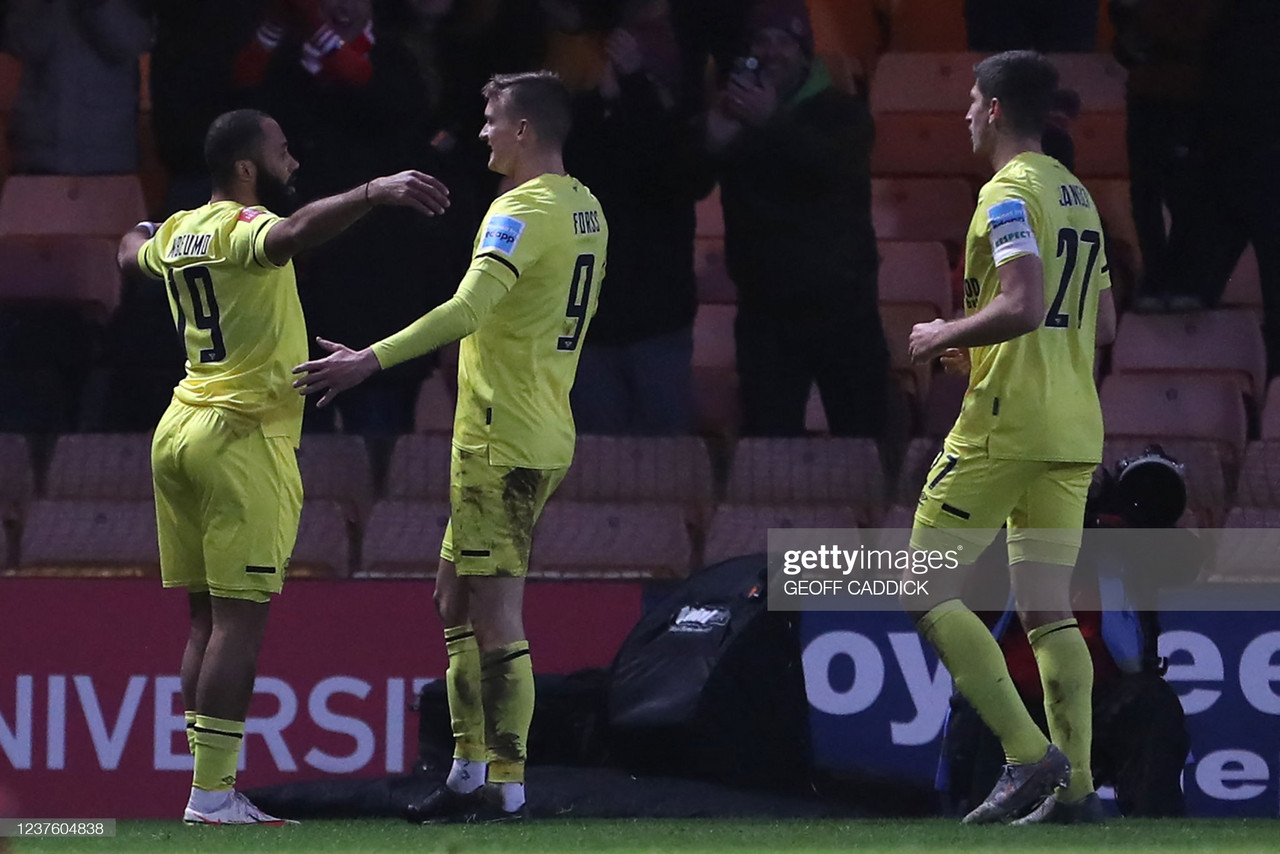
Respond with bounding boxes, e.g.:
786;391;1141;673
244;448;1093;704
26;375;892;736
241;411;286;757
974;51;1059;138
481;71;572;147
204;109;270;190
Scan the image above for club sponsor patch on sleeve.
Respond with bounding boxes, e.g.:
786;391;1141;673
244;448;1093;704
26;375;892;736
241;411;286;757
238;207;264;223
478;214;526;257
986;198;1039;263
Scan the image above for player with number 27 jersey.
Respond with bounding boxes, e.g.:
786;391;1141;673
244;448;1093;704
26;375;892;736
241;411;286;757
375;173;606;468
953;151;1109;463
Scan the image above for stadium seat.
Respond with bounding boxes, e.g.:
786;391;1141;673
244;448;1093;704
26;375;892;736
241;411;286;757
1209;507;1280;582
869;53;982;114
1234;441;1280;508
1110;310;1267;404
870;113;987;178
702;503;860;567
878;241;953;317
805;383;827;434
874;503;919;554
1069;112;1129;178
1100;374;1248;463
692;367;740;438
530;501;692;579
0;433;33;522
413;371;456;434
0;175;146;239
871;178;974;244
725;437;887;518
883;0;968;51
1102;438;1229;528
1264;378;1280;440
16;499;158;576
1046;53;1127;113
0;237;122;318
694;237;735;304
44;433;153;500
695;185;724;239
296;434;373;523
385;433;452;501
289;500;351;578
1220;245;1262;319
555;436;715;522
0;367;77;433
358;499;450;577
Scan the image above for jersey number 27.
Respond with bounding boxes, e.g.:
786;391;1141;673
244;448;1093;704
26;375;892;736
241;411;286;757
1045;227;1102;329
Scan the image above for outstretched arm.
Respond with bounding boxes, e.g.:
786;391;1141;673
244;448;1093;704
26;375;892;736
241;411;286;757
117;222;160;278
292;267;509;407
263;170;450;266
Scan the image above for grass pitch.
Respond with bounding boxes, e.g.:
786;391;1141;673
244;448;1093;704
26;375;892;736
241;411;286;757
11;817;1280;854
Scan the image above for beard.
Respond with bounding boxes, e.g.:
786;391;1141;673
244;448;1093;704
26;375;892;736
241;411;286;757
256;165;299;216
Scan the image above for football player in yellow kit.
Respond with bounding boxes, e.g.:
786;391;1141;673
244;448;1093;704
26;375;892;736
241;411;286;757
905;51;1117;826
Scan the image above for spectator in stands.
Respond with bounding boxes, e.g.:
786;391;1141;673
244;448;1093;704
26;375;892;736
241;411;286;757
3;0;152;174
566;0;711;435
1111;0;1226;314
965;0;1099;53
706;0;888;438
1188;0;1280;374
240;0;471;437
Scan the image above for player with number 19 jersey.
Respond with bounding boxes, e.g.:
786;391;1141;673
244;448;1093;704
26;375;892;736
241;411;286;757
952;151;1109;464
448;173;607;468
138;202;307;444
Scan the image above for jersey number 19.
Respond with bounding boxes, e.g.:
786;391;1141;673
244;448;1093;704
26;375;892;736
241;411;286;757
166;265;227;363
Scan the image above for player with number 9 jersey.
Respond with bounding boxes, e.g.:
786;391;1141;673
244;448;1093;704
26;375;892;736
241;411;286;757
953;151;1109;464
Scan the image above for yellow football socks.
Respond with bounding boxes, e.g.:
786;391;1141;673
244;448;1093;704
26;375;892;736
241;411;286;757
919;600;1049;764
481;641;534;784
1029;618;1095;801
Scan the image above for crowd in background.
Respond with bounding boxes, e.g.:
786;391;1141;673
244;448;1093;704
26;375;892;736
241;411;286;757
0;0;1277;439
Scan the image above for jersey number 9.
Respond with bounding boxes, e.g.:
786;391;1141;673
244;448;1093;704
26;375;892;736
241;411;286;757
557;254;595;352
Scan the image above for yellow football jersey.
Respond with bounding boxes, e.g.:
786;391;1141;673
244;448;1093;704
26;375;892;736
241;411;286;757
454;173;608;468
138;201;307;445
952;151;1109;462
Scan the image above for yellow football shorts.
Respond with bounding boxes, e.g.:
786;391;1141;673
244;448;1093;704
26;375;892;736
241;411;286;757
440;445;566;577
911;434;1095;566
152;399;302;602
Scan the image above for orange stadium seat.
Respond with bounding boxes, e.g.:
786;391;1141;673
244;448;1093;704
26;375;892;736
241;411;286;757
806;0;884;77
357;499;451;577
692;303;740;435
1264;378;1280;440
883;0;968;51
555;436;715;522
870;53;982;114
0;175;146;239
871;178;974;244
289;500;351;578
1069;112;1129;178
44;433;153;500
1047;53;1127;114
878;241;952;317
0;433;34;522
725;437;886;517
1084;179;1140;266
879;301;936;401
702;503;861;567
296;434;374;523
1100;374;1248;464
1235;441;1280;509
413;370;457;434
16;499;158;576
870;113;989;178
530;501;691;579
385;433;452;502
0;237;122;318
1110;310;1267;405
